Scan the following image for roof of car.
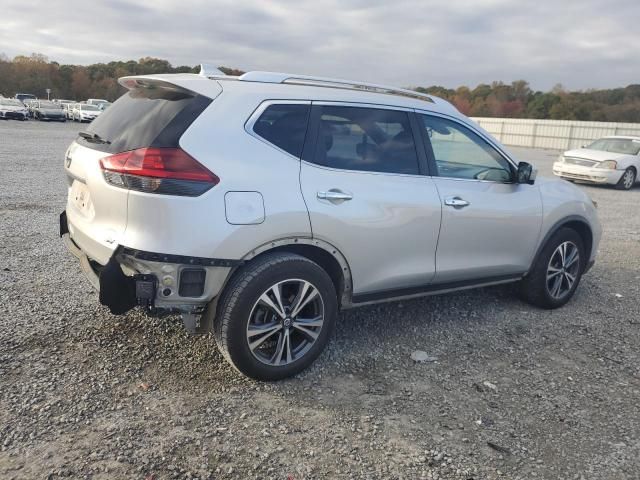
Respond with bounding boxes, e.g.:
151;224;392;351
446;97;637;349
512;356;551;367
601;135;640;140
119;72;461;117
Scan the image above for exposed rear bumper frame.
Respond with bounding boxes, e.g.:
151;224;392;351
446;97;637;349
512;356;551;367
60;211;153;314
60;211;239;316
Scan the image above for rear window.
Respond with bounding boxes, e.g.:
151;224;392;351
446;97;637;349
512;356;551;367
252;104;310;158
78;84;211;153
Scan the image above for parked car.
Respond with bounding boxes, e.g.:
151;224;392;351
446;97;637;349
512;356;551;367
60;70;601;380
98;102;112;111
61;103;76;120
71;103;102;122
553;136;639;190
33;100;67;122
23;99;39;118
55;99;76;108
87;98;109;108
0;98;29;120
15;93;37;104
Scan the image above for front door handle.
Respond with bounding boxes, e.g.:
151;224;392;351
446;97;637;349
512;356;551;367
444;196;470;208
317;189;353;203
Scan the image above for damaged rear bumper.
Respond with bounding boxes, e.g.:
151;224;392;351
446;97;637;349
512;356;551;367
60;211;238;316
61;211;156;314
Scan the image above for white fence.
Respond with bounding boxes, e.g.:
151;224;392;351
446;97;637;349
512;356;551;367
471;117;640;151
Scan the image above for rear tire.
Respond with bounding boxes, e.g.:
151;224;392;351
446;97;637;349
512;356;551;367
616;167;636;190
519;227;585;309
213;252;338;380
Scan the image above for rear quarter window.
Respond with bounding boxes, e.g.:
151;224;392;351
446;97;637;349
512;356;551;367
79;85;211;153
252;104;311;158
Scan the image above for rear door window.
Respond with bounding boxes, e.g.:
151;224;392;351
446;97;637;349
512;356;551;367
311;106;420;175
78;83;212;154
252;104;311;158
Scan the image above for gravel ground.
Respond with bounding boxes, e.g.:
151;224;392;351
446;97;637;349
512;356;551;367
1;119;639;480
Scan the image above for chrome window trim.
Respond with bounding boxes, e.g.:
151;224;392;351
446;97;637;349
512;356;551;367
244;99;312;161
431;175;516;184
300;158;428;178
311;100;414;112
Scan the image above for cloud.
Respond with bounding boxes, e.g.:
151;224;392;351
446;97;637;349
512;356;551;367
1;0;638;90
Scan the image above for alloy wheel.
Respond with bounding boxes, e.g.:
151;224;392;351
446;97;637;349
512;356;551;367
546;241;580;299
622;169;635;189
246;279;325;366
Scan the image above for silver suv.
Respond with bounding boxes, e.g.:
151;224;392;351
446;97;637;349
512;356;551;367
61;67;601;380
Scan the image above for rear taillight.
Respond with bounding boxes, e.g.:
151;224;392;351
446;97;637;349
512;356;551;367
99;147;219;196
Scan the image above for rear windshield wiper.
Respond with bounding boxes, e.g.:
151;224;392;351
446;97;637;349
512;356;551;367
79;131;111;145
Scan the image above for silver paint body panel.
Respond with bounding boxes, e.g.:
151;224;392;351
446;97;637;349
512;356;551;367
63;72;601;309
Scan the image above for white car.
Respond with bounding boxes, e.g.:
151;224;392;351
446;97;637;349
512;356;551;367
87;98;110;108
553;136;640;190
0;98;29;120
72;103;102;122
62;103;76;119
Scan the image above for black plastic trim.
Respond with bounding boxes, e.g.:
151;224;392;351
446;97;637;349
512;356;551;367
121;247;243;267
351;273;523;304
59;211;69;237
99;255;137;315
528;215;593;274
408;111;432;176
178;268;207;297
584;259;595;274
301;105;321;164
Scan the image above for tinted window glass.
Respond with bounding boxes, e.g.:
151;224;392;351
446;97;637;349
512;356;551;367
79;85;211;154
420;115;512;182
314;106;419;175
253;104;310;158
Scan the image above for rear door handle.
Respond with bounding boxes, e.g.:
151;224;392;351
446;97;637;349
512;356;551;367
444;196;470;208
317;189;353;203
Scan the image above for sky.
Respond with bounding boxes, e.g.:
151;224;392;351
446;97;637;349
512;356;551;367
1;0;639;91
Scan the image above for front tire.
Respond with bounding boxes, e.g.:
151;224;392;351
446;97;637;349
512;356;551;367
616;167;636;190
214;252;338;380
519;227;585;309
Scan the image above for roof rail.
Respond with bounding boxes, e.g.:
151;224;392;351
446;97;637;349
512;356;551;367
237;71;434;103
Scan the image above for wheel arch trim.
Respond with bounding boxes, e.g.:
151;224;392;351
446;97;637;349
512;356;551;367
529;215;594;275
240;237;354;307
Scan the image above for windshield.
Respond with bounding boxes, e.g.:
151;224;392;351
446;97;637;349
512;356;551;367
0;99;23;106
587;138;640;155
81;105;100;111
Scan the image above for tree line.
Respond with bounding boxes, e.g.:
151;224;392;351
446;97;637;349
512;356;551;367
418;81;640;122
0;53;242;102
1;53;639;122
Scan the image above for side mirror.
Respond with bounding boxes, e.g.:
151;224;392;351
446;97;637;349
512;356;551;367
516;162;536;185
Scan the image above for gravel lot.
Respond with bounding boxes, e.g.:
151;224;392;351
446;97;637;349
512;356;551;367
1;119;639;480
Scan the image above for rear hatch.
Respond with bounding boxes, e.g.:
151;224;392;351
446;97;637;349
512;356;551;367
64;77;217;265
